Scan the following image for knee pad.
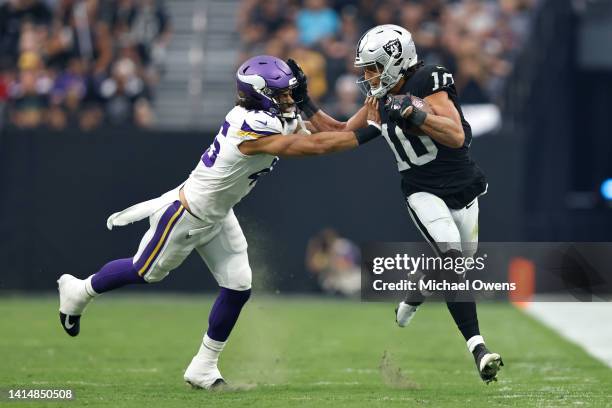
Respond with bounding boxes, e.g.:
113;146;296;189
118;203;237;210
224;261;252;291
441;249;465;279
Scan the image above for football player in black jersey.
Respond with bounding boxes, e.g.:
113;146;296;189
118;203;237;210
287;24;503;383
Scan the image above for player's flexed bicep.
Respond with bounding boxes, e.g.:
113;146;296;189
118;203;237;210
287;59;368;133
387;66;466;149
239;97;381;157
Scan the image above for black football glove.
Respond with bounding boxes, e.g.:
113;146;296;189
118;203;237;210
385;94;427;127
384;94;413;123
286;58;320;117
286;58;309;107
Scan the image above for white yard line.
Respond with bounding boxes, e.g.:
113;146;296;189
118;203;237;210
523;302;612;368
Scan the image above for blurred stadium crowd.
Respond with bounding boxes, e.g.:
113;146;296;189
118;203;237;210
0;0;171;130
0;0;536;131
238;0;535;120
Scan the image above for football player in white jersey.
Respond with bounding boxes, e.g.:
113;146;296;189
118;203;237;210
57;55;384;389
286;25;503;383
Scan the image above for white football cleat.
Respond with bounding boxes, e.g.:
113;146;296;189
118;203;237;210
395;301;419;327
57;274;93;337
184;356;226;390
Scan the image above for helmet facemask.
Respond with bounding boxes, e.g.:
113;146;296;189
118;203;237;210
355;61;392;98
263;84;298;120
356;54;402;99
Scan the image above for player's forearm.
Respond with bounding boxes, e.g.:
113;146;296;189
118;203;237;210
283;131;359;156
307;110;347;132
420;114;465;148
308;106;368;132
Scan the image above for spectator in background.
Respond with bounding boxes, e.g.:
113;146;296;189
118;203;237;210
2;0;169;131
249;0;289;37
0;0;52;67
296;0;340;46
306;228;361;297
98;56;154;127
280;24;328;102
9;51;52;129
110;0;172;86
320;6;360;95
325;73;359;122
0;64;12;129
48;57;92;129
238;0;536;106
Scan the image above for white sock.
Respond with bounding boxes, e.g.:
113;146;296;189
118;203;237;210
467;335;485;352
196;334;226;368
83;275;99;298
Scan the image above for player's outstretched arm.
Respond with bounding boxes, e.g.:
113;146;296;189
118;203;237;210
239;130;359;157
307;106;368;132
239;98;380;157
287;59;368;132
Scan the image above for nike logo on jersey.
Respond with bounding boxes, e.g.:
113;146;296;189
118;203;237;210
255;120;268;126
64;315;75;329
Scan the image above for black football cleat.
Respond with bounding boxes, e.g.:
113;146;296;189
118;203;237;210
209;378;227;390
186;377;227;390
59;312;81;337
473;344;503;384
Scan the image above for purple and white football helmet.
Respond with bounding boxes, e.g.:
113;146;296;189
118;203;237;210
236;55;298;119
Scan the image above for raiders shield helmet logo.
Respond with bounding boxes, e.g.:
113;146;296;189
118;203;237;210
383;39;402;58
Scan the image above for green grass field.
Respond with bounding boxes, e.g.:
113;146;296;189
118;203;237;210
1;295;611;407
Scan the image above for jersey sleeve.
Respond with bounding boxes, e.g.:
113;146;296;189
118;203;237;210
235;110;283;141
415;65;457;99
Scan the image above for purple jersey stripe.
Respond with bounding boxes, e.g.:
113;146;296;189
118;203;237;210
240;120;278;136
133;201;184;275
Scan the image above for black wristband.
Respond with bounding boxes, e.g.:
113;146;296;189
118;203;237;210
299;97;319;118
355;125;381;145
407;107;427;127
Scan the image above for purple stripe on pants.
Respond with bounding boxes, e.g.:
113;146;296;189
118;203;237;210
133;200;183;274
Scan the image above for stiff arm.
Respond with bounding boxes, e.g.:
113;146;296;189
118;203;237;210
239;130;360;157
240;97;380;157
306;106;368;133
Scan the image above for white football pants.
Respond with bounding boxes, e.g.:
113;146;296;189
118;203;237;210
131;200;252;290
406;191;479;257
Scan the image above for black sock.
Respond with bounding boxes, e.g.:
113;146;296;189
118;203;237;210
447;301;480;341
438;250;481;341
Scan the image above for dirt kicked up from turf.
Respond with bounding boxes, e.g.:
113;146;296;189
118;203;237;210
0;295;611;408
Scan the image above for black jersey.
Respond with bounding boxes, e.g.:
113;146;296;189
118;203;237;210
378;64;487;209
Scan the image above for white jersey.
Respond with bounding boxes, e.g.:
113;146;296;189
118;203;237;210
183;106;299;223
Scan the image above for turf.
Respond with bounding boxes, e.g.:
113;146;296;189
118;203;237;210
0;295;610;407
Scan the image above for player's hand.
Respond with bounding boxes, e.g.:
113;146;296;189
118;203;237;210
365;96;380;125
385;94;413;122
287;59;309;108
